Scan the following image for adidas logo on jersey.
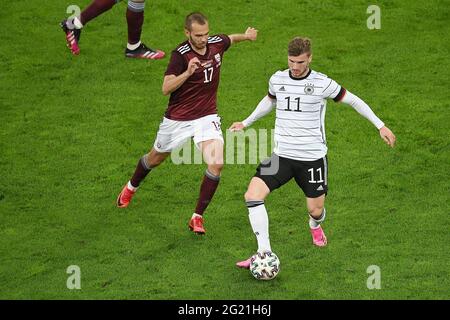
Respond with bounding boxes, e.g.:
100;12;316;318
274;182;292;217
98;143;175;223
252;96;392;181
316;185;324;191
279;86;286;91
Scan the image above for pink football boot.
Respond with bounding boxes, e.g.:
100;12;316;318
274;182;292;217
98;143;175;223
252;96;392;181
236;256;253;269
310;226;327;247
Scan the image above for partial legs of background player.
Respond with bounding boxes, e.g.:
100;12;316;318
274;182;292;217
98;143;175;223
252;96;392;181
60;0;165;59
189;139;224;234
236;178;327;269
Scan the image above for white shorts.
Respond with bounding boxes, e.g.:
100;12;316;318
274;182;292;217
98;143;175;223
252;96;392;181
153;114;224;153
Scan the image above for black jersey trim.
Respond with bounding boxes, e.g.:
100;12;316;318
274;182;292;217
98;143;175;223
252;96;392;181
333;87;347;102
289;69;312;81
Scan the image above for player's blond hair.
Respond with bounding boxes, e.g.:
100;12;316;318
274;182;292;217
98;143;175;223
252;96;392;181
185;12;208;31
288;37;312;56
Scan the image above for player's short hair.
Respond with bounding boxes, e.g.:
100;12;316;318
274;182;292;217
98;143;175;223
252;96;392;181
288;37;312;56
185;12;208;31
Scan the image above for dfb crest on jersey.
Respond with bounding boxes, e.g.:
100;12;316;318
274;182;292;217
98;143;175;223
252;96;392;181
304;83;314;95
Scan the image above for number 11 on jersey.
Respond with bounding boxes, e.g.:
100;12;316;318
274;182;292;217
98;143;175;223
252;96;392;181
285;96;302;112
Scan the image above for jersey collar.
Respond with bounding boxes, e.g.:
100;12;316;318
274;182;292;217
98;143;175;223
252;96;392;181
188;41;210;58
289;69;311;81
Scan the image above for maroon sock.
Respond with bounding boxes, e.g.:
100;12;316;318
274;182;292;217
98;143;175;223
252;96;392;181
194;171;221;216
126;2;145;45
130;156;152;188
80;0;117;25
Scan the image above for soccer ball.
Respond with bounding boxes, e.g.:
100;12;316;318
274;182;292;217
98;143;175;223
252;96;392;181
250;251;280;280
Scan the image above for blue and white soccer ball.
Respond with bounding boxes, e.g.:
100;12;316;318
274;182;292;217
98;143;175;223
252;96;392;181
250;251;280;280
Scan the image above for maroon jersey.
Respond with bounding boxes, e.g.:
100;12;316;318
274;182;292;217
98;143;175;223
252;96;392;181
164;34;231;121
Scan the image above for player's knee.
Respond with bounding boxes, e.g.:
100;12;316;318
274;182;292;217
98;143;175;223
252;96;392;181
207;163;223;176
146;152;165;168
244;189;262;202
145;154;157;168
309;205;324;218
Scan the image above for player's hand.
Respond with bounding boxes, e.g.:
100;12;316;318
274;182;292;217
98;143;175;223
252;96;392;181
379;126;396;147
245;27;258;41
228;122;246;132
187;57;201;76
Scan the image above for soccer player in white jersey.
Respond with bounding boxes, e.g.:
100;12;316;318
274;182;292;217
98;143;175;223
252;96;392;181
229;37;396;269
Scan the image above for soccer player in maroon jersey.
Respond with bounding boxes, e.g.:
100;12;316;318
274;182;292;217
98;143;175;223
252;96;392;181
60;0;164;59
116;12;258;234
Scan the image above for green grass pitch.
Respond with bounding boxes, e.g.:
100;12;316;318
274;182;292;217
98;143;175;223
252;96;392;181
0;0;449;299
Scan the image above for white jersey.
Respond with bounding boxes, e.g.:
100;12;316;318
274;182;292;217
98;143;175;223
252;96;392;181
269;69;344;161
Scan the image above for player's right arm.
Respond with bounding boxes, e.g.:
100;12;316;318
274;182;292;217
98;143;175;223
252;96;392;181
228;27;258;45
229;95;276;132
162;57;200;96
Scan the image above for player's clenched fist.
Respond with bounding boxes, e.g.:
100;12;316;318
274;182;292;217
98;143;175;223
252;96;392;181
187;57;201;76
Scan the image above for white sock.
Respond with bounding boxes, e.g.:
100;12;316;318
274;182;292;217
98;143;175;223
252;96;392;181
192;213;203;219
127;181;138;192
247;201;271;253
309;208;326;229
127;41;141;51
73;17;83;29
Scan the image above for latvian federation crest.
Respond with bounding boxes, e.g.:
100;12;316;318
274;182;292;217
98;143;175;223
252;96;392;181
214;53;221;65
304;83;314;95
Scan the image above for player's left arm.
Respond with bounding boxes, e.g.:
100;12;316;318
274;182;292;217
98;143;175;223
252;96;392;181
337;89;396;147
228;27;258;45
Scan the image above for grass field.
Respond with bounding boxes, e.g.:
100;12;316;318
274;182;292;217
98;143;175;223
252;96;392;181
0;0;449;300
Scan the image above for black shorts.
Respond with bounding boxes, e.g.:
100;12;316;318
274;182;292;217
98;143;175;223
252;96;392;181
254;153;328;198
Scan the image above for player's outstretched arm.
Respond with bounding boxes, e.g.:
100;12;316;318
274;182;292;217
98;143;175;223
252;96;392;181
228;27;258;45
162;57;200;95
339;90;396;147
229;95;276;132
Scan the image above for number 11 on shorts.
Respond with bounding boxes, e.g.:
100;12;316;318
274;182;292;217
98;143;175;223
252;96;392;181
308;167;324;183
